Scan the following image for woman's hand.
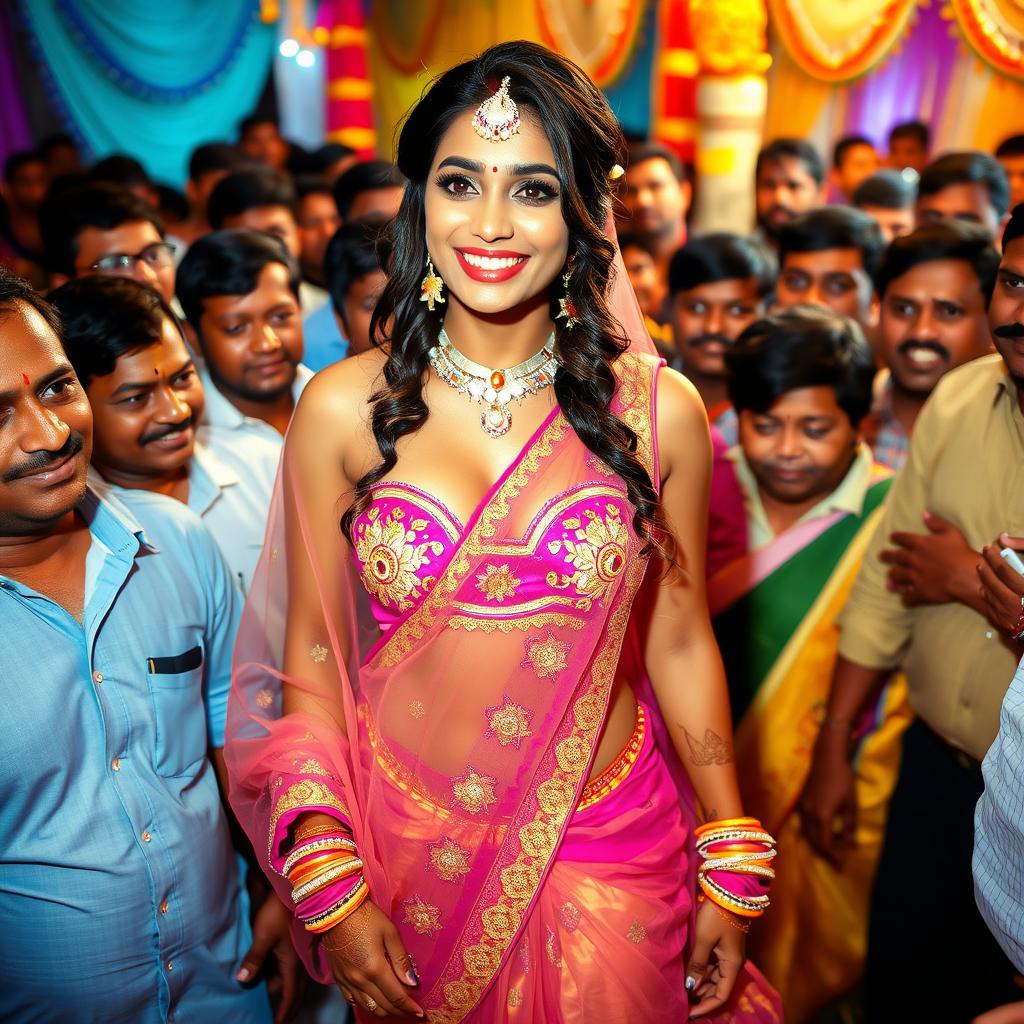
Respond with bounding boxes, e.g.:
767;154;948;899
686;897;746;1018
321;900;424;1018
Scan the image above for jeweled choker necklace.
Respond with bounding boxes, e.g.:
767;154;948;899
428;327;559;438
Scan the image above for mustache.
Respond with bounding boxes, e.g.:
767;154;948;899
138;418;193;447
897;339;949;360
767;205;795;221
4;432;85;483
994;322;1024;340
688;333;733;350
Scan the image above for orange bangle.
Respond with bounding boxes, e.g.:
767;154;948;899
289;856;362;891
695;817;762;836
285;851;347;880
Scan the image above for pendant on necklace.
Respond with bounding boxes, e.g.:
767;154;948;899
481;401;512;438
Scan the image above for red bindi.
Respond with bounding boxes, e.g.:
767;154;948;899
492;166;498;173
22;373;29;387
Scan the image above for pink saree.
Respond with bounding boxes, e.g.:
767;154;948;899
225;348;781;1022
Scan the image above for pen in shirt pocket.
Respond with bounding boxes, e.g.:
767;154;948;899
237;572;247;597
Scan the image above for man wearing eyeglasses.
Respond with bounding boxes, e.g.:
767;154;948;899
40;182;176;305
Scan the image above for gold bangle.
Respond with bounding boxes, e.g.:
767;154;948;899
294;820;353;843
288;849;360;887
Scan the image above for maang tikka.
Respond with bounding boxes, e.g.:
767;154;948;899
472;76;521;142
420;253;445;312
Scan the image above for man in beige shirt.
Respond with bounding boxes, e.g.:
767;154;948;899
799;206;1024;1022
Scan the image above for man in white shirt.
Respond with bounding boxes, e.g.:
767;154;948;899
177;229;312;444
49;276;279;594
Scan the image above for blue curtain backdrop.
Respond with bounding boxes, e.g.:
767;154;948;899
18;0;275;185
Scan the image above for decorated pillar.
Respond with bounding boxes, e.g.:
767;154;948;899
687;0;771;233
319;0;377;158
652;0;699;162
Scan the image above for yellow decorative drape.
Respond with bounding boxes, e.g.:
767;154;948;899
946;0;1024;82
367;0;647;158
768;0;920;82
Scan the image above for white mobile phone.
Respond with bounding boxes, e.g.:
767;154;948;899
1000;547;1024;575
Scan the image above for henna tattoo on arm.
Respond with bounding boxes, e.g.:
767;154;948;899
681;726;734;766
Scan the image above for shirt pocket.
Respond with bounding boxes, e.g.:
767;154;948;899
146;644;207;778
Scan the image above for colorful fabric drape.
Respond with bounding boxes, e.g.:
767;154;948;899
710;469;914;1021
0;1;33;167
768;0;921;83
534;0;648;87
17;0;274;184
947;0;1024;83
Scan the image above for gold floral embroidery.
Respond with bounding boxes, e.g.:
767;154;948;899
429;837;471;882
297;758;328;776
309;643;328;664
267;780;348;861
408;700;426;719
555;734;589;771
402;895;441;936
475;563;521;602
356;505;444;611
627;919;647;944
481;904;522;942
255;688;273;709
536;777;574;815
508;989;523;1008
485;696;533;749
522;631;570;679
452;767;498;815
546;504;629;609
559;901;581;932
463;941;502;977
518;820;558;859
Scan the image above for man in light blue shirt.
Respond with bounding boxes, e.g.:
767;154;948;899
0;268;297;1022
50;276;280;594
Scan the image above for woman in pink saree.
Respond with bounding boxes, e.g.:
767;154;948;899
226;41;782;1023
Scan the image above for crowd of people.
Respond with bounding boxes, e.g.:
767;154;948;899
2;39;1024;1024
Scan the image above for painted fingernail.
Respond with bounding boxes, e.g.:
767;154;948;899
236;966;251;982
406;967;420;986
685;975;696;991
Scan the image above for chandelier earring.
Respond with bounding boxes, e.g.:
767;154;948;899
420;253;446;312
556;260;580;329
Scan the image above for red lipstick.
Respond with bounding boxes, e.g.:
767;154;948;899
455;247;530;283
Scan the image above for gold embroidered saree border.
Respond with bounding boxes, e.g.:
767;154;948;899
427;351;658;1022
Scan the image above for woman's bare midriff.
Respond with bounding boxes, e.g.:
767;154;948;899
588;673;639;784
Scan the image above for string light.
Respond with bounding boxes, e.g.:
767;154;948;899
296;49;315;68
279;37;300;58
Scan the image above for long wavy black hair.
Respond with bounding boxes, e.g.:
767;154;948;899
342;40;669;557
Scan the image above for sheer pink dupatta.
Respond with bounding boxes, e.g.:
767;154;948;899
225;243;665;1021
